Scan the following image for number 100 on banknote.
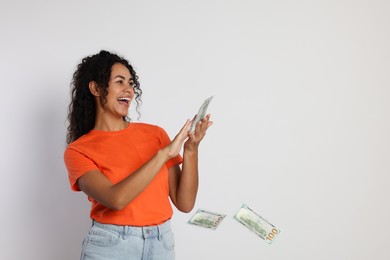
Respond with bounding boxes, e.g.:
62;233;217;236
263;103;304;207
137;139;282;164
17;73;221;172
234;204;281;244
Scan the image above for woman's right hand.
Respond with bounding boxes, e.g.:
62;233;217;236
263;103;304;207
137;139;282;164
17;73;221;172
163;119;192;158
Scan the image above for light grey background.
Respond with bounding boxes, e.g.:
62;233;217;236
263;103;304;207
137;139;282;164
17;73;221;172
1;0;389;259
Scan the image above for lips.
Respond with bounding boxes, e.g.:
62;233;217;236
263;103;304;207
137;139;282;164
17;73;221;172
117;97;131;105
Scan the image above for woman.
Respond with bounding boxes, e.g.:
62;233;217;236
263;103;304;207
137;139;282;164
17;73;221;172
64;50;212;260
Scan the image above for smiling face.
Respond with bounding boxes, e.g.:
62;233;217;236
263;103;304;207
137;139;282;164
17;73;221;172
92;63;135;121
108;63;135;113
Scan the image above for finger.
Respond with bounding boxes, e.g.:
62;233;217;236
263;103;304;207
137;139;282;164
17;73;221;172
173;119;191;141
193;118;212;139
204;114;211;123
179;119;191;133
203;114;213;129
198;114;211;131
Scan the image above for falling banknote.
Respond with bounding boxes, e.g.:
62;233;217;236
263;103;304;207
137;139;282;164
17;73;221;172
190;96;213;133
234;204;281;244
188;209;226;230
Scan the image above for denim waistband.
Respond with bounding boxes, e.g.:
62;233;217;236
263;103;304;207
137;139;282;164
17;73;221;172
92;220;171;239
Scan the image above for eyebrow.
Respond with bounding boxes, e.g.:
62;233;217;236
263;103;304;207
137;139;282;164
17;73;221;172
114;75;133;81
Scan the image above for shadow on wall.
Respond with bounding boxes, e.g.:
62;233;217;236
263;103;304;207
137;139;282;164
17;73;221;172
22;93;91;260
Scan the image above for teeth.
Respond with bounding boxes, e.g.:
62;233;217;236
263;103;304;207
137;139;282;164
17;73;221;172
118;97;131;101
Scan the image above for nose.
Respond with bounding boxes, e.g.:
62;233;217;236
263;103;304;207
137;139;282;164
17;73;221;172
124;83;135;97
125;83;134;92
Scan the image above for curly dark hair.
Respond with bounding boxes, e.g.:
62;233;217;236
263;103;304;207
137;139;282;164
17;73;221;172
66;50;142;144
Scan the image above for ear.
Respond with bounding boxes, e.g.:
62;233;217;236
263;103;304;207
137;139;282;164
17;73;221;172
88;81;100;96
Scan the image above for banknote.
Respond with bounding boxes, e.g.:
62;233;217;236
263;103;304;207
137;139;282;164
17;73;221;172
234;204;281;244
188;209;226;230
190;96;213;133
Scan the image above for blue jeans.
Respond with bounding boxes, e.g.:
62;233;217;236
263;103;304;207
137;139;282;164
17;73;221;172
80;220;175;260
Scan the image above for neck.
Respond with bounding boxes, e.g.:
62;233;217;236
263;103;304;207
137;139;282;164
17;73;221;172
93;115;128;132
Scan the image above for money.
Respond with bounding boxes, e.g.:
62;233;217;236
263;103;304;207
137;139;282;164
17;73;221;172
190;96;213;133
234;204;281;244
188;209;226;230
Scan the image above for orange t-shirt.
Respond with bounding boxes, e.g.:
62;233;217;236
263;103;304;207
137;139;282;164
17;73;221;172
64;122;182;226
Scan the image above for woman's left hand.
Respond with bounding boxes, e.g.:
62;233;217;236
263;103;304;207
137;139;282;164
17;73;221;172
184;114;213;151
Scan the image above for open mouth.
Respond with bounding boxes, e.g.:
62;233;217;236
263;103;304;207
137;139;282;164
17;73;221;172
118;97;131;105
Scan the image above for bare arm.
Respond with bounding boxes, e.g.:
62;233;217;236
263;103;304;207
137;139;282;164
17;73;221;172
169;114;213;212
77;119;192;210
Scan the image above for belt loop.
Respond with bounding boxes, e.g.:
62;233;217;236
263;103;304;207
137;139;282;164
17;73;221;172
157;225;162;241
141;227;145;239
122;225;127;240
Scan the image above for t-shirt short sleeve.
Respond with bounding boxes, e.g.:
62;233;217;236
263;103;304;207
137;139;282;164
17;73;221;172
64;147;99;191
158;126;183;168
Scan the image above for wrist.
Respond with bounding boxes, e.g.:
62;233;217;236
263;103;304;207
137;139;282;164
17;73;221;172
184;145;199;154
158;147;172;161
